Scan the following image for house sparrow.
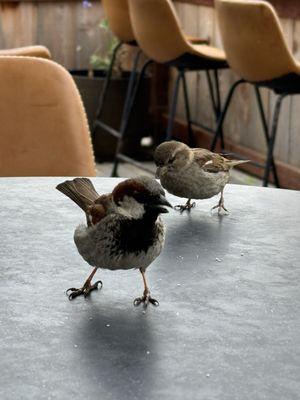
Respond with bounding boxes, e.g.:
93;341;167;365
56;177;172;307
154;141;248;213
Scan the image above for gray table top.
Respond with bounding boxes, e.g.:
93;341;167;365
1;177;299;400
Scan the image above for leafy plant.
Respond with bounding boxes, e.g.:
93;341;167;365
89;18;121;74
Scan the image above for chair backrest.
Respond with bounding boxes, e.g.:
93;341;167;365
128;0;190;63
215;0;298;82
0;45;51;59
102;0;135;43
0;56;96;177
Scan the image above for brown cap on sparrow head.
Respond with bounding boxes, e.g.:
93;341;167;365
113;176;172;218
154;140;249;214
56;176;172;307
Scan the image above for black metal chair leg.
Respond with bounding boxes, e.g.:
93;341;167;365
263;94;287;187
119;49;142;133
213;70;225;150
181;71;196;147
91;41;123;142
211;79;245;151
206;70;217;111
254;86;280;187
166;71;182;141
111;59;154;177
206;70;225;149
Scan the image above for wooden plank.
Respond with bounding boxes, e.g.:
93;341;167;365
36;3;58;64
171;1;185;121
36;1;105;69
58;3;77;69
180;3;198;122
0;2;37;48
195;5;215;131
219;74;270;155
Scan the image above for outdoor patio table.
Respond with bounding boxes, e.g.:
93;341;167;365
1;177;299;400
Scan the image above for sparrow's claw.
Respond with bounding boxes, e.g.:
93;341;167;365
174;201;196;213
66;280;103;301
211;190;229;215
211;203;229;215
133;293;159;308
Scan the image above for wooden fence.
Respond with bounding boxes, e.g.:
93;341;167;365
0;1;106;69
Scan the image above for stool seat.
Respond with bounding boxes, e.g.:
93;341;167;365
186;35;210;45
168;44;228;71
191;44;226;61
258;72;300;94
128;0;229;67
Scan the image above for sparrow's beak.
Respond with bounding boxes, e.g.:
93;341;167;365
148;194;173;213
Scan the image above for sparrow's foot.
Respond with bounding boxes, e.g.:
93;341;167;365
211;200;229;215
211;190;229;215
174;199;196;213
134;291;159;308
66;280;102;300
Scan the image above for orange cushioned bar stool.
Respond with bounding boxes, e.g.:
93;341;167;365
109;0;229;176
124;0;228;149
0;56;95;177
0;45;51;59
95;0;209;177
213;0;300;187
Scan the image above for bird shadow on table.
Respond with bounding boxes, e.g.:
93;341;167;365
165;211;232;250
74;302;157;398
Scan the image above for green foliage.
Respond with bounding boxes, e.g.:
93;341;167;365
90;18;119;71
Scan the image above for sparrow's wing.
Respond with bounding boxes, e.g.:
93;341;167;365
56;177;100;212
89;195;114;225
193;149;249;173
192;148;230;173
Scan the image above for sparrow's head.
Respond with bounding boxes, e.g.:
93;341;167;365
112;176;172;219
154;141;193;178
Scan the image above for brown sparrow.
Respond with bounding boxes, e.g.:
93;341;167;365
154;141;248;213
56;177;172;307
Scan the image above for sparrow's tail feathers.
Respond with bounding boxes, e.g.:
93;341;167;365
226;159;250;168
56;178;99;212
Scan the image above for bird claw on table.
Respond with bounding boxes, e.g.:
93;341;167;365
174;202;196;213
66;280;103;300
133;293;159;308
211;203;229;215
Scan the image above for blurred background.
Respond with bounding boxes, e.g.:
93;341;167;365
0;0;299;189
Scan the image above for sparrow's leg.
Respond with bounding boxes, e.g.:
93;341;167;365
66;267;102;300
174;198;196;213
134;269;159;307
211;189;228;214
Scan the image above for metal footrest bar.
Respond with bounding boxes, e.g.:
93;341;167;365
116;153;155;175
94;120;121;139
